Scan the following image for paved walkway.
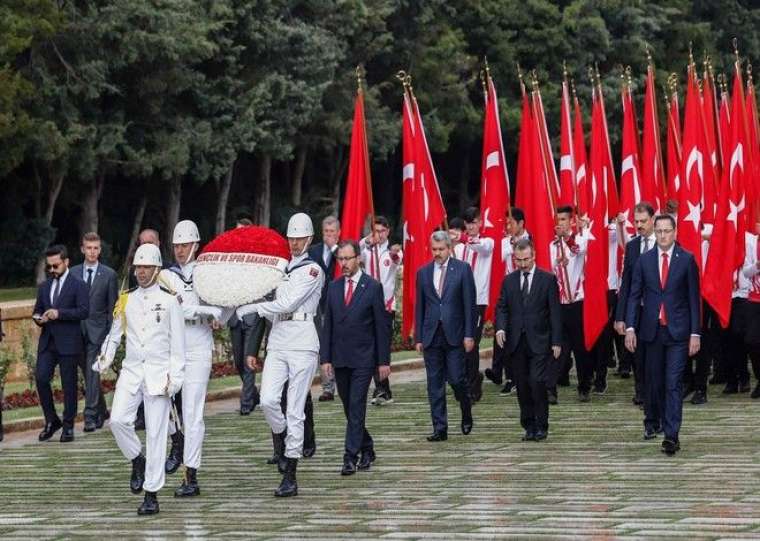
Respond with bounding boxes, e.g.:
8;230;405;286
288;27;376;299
1;362;760;539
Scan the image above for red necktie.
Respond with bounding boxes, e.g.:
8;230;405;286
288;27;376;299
344;278;354;306
659;252;669;325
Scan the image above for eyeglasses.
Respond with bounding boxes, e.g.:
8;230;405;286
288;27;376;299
654;229;674;235
45;264;61;270
336;256;357;262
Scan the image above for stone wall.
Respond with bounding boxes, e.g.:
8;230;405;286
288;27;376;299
0;301;40;383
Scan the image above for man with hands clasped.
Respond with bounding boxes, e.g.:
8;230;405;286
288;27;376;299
94;243;186;516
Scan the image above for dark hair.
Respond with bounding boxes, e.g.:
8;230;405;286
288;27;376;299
665;199;678;214
448;217;465;231
463;207;480;223
634;202;655;217
374;216;390;229
45;244;68;259
555;205;574;216
337;239;360;257
654;214;676;229
236;218;253;226
513;238;534;253
510;207;525;223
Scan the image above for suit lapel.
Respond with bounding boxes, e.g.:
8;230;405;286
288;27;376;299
339;274;368;320
440;260;455;300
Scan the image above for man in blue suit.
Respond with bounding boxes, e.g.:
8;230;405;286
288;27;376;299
320;240;391;475
32;244;90;442
70;232;119;432
414;230;477;441
625;215;701;455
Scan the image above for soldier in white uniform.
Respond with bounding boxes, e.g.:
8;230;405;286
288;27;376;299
453;207;494;402
94;243;185;516
237;212;325;497
359;216;401;405
159;220;222;498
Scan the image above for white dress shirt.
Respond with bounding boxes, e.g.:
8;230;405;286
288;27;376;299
50;268;70;304
433;258;449;296
344;270;362;299
359;240;402;311
454;235;494;305
743;233;760;302
83;262;99;284
608;224;620;291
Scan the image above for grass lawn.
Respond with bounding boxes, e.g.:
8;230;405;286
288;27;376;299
0;287;36;303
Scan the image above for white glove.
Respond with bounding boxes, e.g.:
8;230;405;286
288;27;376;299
198;305;223;321
166;380;182;397
92;354;113;373
236;303;259;319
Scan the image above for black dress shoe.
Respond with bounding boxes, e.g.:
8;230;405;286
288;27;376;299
632;394;643;406
38;419;63;441
484;368;502;385
60;427;74;443
302;445;316;458
643;428;658;440
682;385;695;401
533;430;547;441
500;381;515;395
130;454;146;494
751;383;760;399
357;449;376;470
722;383;739;394
95;411;109;429
239;407;252;416
661;439;680;456
461;416;473;435
690;389;707;405
341;459;357;476
83;420;97;433
521;430;536;442
318;391;334;402
739;380;751;393
426;431;448;442
137;491;159;515
547;388;558;405
618;371;631;379
578;391;591;403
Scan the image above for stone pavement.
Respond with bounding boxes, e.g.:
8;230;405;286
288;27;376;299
1;362;760;540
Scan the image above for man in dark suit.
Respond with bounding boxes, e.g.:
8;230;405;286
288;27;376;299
32;244;90;442
414;230;476;441
625;215;701;455
495;239;562;441
308;215;340;402
614;202;656;408
70;232;118;432
320;240;391;475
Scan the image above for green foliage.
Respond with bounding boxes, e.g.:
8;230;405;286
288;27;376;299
0;345;12;393
0;212;55;286
21;330;36;391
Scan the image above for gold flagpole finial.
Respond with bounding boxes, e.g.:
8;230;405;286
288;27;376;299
733;37;740;62
355;65;364;93
562;60;569;81
645;42;653;64
483;56;490;76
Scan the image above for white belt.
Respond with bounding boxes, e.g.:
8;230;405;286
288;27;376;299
277;312;315;322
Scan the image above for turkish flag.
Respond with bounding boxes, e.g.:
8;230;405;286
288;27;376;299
400;93;418;340
703;68;748;328
619;85;642;237
666;92;683;201
597;85;619;220
515;91;532;213
412;94;446;237
745;81;760;232
534;87;560;203
641;64;665;211
559;79;576;207
583;88;610;350
573;95;590;218
527;91;557;271
677;66;704;272
479;75;510;322
700;69;719;226
340;90;374;243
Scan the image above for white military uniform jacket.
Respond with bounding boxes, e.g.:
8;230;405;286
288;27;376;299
99;282;186;396
158;262;214;357
359;239;402;311
247;252;325;353
454;235;494;305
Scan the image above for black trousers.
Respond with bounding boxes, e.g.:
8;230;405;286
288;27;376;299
513;334;550;432
335;366;374;461
280;382;315;448
745;301;760;380
78;340;108;422
465;305;487;394
229;323;260;410
686;303;717;390
490;339;513;382
557;301;593;393
372;311;395;397
35;341;79;429
591;290;618;387
721;298;750;386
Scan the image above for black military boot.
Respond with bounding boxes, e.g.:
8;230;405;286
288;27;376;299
165;431;184;474
174;467;200;497
137;491;159;515
130;454;146;494
274;458;298;497
302;395;316;458
271;430;288;474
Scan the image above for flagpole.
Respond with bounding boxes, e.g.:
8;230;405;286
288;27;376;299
563;61;579;213
646;46;666;208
